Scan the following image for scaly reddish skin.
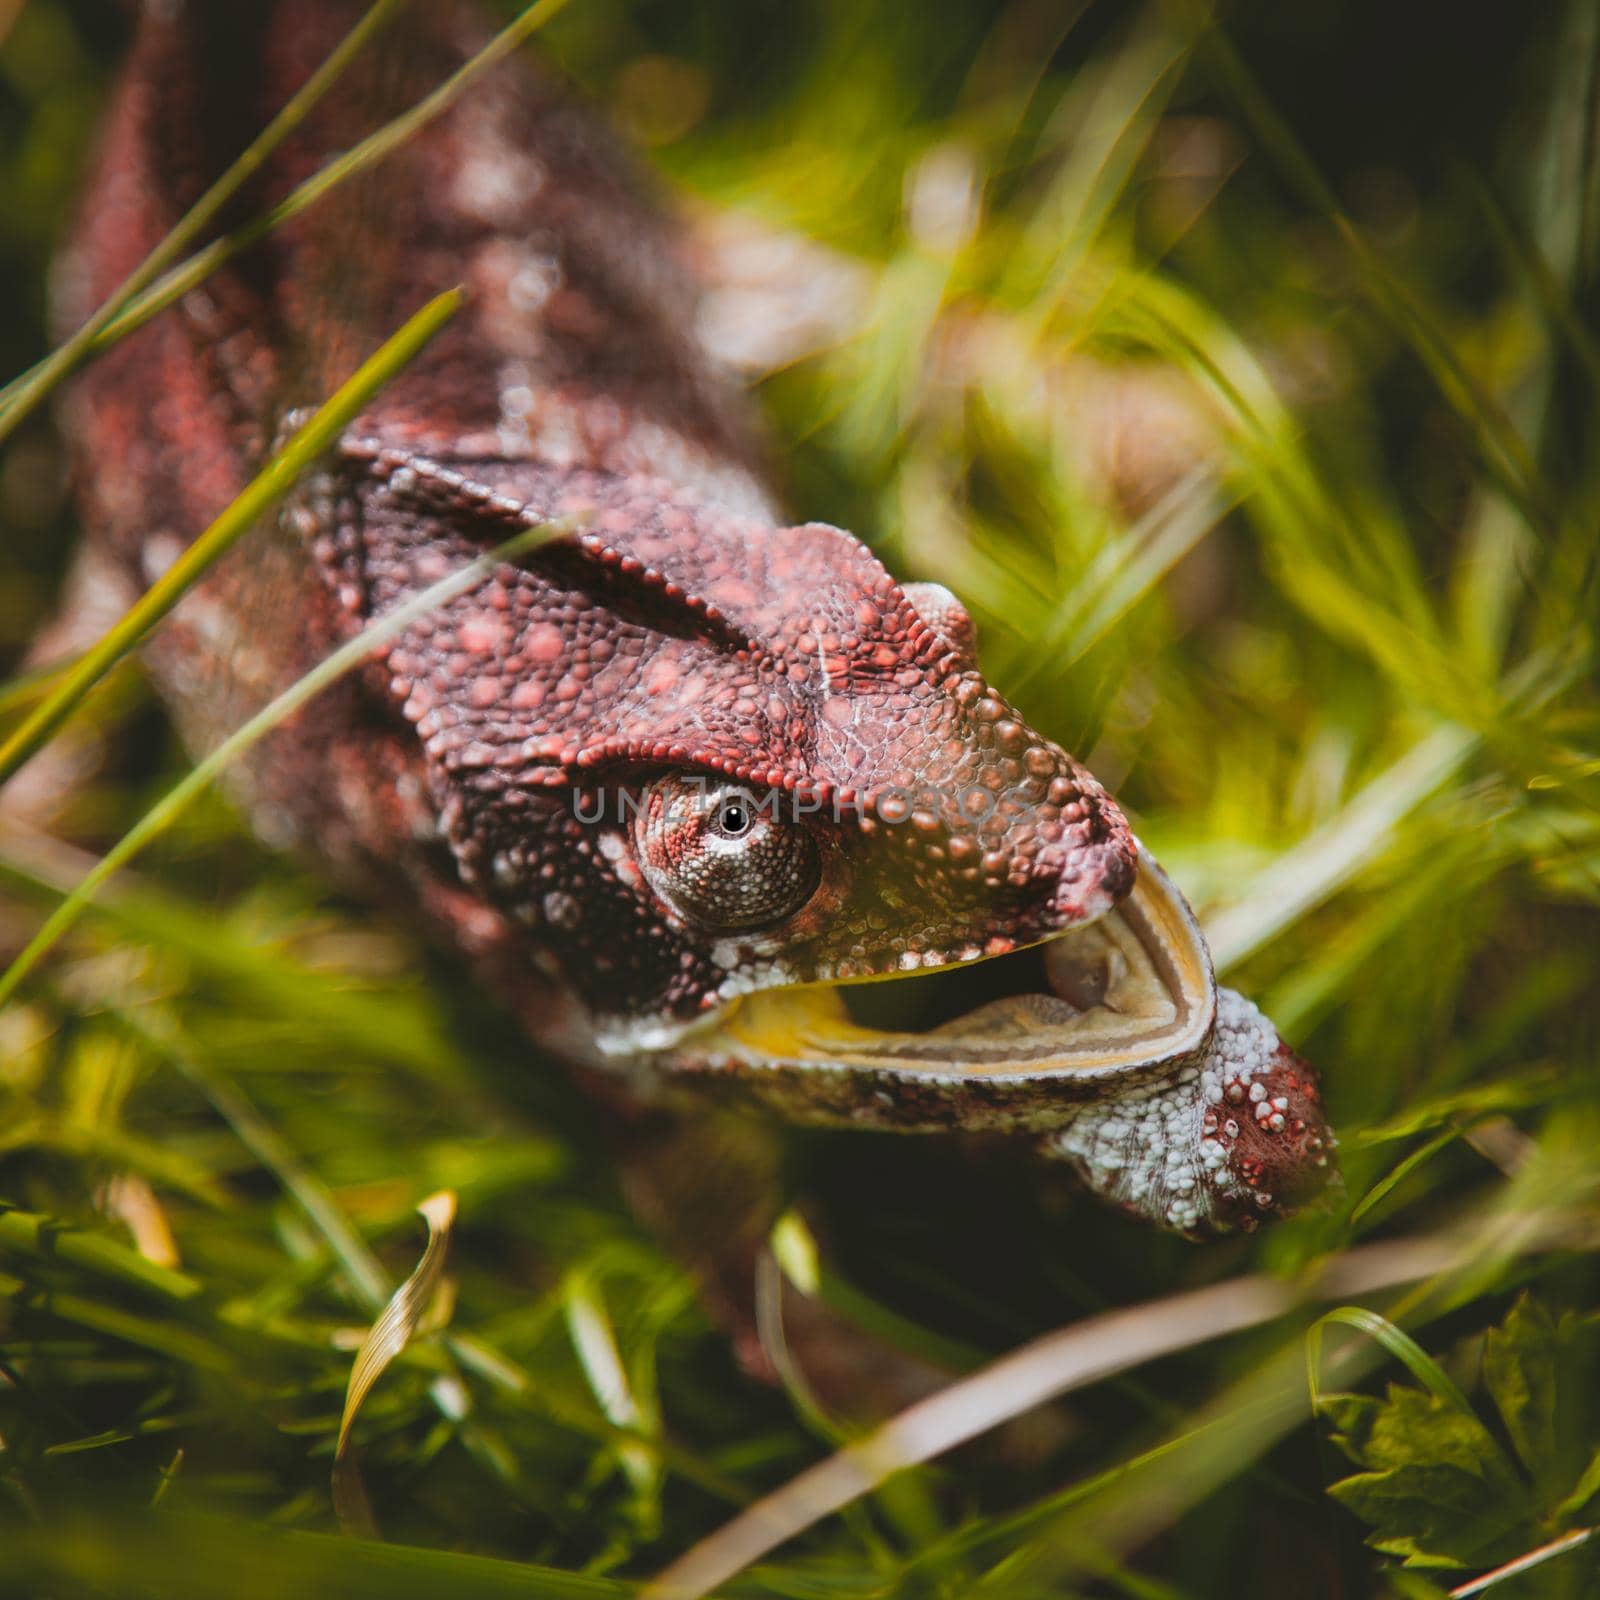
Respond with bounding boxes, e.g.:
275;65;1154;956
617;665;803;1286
57;1;1330;1250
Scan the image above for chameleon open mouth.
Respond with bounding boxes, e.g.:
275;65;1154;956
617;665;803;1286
672;849;1332;1231
718;849;1215;1083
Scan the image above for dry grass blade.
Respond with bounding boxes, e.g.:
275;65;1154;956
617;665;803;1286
333;1191;459;1537
641;1231;1495;1599
1448;1526;1597;1597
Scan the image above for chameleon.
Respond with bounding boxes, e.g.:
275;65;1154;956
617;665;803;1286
51;0;1333;1279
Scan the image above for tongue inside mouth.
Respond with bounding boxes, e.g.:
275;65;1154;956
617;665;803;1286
726;851;1217;1077
912;916;1175;1039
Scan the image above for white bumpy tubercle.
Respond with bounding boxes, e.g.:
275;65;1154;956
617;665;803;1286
1044;990;1335;1234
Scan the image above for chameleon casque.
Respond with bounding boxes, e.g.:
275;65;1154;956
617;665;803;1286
54;0;1333;1339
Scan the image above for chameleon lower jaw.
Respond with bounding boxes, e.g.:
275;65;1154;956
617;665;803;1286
655;851;1336;1233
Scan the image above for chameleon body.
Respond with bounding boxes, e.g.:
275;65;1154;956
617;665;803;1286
58;1;1332;1242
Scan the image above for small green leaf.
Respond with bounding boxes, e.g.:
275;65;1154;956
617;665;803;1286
1482;1291;1559;1485
1554;1447;1600;1524
1321;1296;1600;1581
1323;1385;1532;1567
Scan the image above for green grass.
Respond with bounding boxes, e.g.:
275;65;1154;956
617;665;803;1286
1;1;1598;1596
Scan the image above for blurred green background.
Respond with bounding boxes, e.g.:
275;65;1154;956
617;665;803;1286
1;1;1598;1596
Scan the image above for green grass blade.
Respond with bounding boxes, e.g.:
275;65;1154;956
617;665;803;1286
0;1270;240;1372
1169;0;1553;536
41;0;574;367
0;839;467;1082
0;287;463;791
0;512;574;1007
1305;1305;1479;1420
0;1203;201;1302
7;1510;630;1599
0;653;82;717
1348;1126;1472;1231
0;0;409;444
112;1006;393;1310
1204;724;1478;973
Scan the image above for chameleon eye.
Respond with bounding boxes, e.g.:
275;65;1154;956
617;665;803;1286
635;776;820;931
715;794;753;837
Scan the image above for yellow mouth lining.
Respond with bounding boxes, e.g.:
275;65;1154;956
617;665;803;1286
718;853;1216;1077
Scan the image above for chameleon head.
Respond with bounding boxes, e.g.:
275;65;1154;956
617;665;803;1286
387;477;1335;1235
